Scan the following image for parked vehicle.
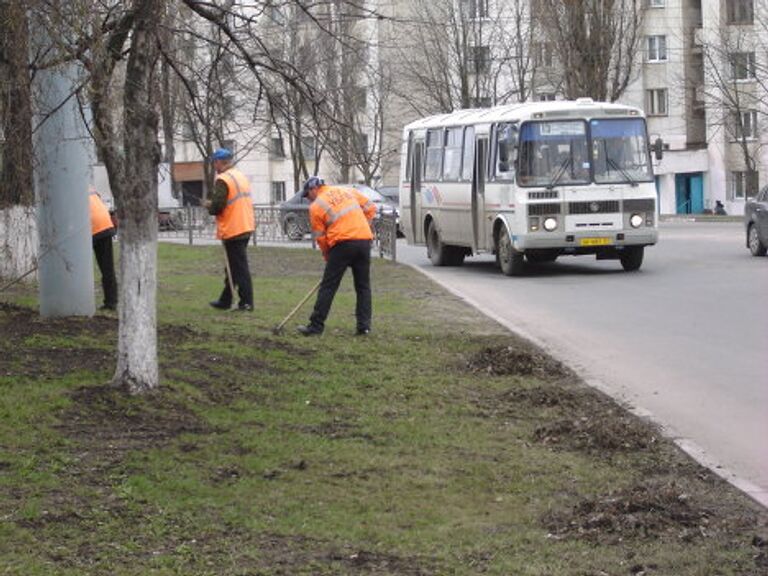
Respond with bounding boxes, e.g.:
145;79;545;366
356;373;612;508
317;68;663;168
278;191;312;240
377;186;400;204
745;185;768;257
278;183;400;240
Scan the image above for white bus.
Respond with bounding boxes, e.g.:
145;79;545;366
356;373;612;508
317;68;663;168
399;98;659;275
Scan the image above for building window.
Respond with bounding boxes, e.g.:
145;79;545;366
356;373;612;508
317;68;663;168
221;139;236;156
470;96;492;108
646;89;668;116
726;0;753;24
730;52;756;80
646;35;667;62
301;136;316;160
734;110;758;140
534;42;554;68
465;0;489;18
270;181;286;204
537;92;556;102
270;136;285;158
355;132;368;155
730;171;759;200
470;45;490;74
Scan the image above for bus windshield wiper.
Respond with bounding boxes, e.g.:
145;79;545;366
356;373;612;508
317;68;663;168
605;156;638;187
546;157;571;190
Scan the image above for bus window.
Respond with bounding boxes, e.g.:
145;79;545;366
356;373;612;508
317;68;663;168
495;122;518;181
405;132;413;181
461;126;475;181
425;129;443;181
590;118;653;184
517;120;589;187
443;127;463;181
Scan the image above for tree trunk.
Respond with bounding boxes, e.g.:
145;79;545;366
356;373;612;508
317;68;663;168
0;0;36;282
0;206;37;282
112;0;163;394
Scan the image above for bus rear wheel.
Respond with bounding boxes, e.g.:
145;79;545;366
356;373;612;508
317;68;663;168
496;230;525;276
619;246;644;271
427;221;465;266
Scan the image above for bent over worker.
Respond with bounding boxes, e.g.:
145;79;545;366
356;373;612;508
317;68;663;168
89;189;118;311
206;148;255;312
297;176;377;336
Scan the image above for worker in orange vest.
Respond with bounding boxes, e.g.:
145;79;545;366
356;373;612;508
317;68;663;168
297;176;377;336
89;188;118;311
206;148;255;311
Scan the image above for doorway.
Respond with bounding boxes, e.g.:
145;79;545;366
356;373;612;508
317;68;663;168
675;173;704;214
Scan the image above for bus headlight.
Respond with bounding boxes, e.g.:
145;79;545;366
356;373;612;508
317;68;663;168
529;217;539;232
630;213;644;228
543;217;558;232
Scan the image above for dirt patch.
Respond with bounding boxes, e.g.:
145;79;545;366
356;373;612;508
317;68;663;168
466;344;571;380
543;479;759;546
533;406;660;454
163;351;275;404
61;384;210;449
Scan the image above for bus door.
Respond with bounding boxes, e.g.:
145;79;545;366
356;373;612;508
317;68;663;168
472;138;488;250
410;140;425;244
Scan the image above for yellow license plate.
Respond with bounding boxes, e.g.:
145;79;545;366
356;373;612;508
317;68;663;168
580;237;612;246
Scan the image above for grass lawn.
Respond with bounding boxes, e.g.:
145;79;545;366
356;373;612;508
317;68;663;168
0;243;766;575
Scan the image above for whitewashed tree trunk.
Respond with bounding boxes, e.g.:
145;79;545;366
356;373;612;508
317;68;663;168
113;236;157;394
108;0;163;394
0;205;37;283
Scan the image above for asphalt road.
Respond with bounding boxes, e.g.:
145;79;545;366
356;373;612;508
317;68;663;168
396;220;768;507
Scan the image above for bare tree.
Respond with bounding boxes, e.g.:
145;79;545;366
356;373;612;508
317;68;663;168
387;0;534;115
535;0;646;102
698;10;767;199
0;1;37;284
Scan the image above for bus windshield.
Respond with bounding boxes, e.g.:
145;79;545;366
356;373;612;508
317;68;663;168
517;120;590;187
590;118;653;184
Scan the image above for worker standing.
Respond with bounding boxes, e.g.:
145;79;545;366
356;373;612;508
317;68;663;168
89;188;118;311
297;176;377;336
206;148;255;312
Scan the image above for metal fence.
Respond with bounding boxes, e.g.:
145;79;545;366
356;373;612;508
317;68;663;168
158;205;397;261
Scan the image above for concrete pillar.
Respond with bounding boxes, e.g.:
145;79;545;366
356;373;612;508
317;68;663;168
34;59;95;317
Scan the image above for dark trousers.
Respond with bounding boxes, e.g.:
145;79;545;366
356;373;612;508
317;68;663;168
92;234;117;308
309;239;371;332
218;234;253;307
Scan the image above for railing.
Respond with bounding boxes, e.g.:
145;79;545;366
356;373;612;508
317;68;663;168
158;205;397;261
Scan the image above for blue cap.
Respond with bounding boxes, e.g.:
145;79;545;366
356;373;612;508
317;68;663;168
211;148;233;161
302;176;324;197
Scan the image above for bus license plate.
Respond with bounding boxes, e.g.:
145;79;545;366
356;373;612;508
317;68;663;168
580;237;612;246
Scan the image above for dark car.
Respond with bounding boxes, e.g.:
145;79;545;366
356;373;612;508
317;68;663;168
278;183;400;241
278;190;312;240
745;185;768;257
376;186;400;205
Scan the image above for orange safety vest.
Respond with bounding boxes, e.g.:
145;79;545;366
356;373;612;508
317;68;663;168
215;168;255;240
89;193;114;236
309;185;376;253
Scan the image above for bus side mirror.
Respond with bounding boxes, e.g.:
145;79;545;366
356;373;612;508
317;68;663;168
652;137;664;161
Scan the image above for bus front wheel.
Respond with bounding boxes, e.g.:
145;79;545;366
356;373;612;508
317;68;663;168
619;246;644;272
496;231;525;276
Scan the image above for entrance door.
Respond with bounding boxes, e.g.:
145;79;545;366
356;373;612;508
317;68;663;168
410;141;425;244
675;173;704;214
472;138;488;250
